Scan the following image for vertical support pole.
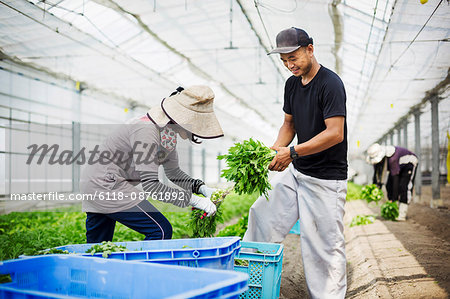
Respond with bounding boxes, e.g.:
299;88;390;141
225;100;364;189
27;113;31;194
397;127;402;146
425;145;431;173
430;96;441;207
202;148;206;182
72;122;80;193
7;108;12;200
72;83;82;195
403;120;408;148
413;110;422;199
390;131;394;146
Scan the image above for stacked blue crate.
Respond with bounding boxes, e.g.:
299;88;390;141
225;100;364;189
234;241;284;299
0;255;248;298
24;237;240;270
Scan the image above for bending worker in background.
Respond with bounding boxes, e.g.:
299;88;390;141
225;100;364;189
244;27;348;298
366;143;419;221
81;86;222;243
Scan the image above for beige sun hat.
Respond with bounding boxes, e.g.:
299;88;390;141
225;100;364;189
147;103;170;126
147;85;224;138
366;143;396;165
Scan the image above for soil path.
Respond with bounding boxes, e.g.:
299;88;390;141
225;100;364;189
278;185;449;298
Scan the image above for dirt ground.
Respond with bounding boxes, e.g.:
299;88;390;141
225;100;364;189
278;185;450;299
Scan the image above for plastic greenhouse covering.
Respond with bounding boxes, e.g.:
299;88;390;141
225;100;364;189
0;0;449;167
1;2;450;297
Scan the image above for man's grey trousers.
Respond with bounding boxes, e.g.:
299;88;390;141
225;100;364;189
243;164;347;299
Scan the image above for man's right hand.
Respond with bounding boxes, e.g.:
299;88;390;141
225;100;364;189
269;146;291;172
189;195;216;217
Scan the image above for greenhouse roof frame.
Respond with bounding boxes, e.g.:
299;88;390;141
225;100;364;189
0;0;448;157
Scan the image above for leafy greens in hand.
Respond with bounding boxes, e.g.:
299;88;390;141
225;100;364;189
218;138;276;199
188;188;230;238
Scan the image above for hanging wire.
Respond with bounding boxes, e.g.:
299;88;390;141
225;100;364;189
0;0;169;85
347;0;381;129
225;0;238;49
34;0;120;48
230;0;233;48
253;0;274;49
256;0;297;14
256;48;265;84
388;0;443;73
347;0;399;142
367;0;445;105
38;0;82;15
235;0;286;81
354;0;380;100
83;16;120;48
42;0;46;19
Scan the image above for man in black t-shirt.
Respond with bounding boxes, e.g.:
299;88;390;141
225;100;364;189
243;27;348;299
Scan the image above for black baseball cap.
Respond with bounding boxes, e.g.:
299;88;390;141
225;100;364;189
268;27;313;55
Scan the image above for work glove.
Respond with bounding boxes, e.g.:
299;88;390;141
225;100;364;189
199;185;216;199
189;194;216;217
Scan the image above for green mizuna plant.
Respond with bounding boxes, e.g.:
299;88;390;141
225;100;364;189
381;201;399;221
188;189;230;238
35;248;69;255
349;215;376;227
218;138;276;199
85;241;127;258
361;184;384;204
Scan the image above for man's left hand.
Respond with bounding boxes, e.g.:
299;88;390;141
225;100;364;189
269;146;292;172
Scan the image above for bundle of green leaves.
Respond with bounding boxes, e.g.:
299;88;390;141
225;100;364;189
188;189;230;238
349;215;376;227
85;241;127;258
218;138;276;199
380;201;399;221
361;184;384;204
35;248;69;255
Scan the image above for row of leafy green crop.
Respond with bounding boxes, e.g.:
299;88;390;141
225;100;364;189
0;191;258;261
346;181;363;201
0;181;365;261
349;184;400;227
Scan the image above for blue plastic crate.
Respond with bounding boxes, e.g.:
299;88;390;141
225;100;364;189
234;241;284;299
289;220;301;235
0;255;248;299
36;237;240;270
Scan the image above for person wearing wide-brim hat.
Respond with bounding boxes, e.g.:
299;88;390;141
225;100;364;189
366;143;419;221
81;85;223;243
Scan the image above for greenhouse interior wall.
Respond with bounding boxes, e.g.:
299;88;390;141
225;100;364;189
1;1;450;298
0;60;229;213
1;56;449;213
0;0;449;214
